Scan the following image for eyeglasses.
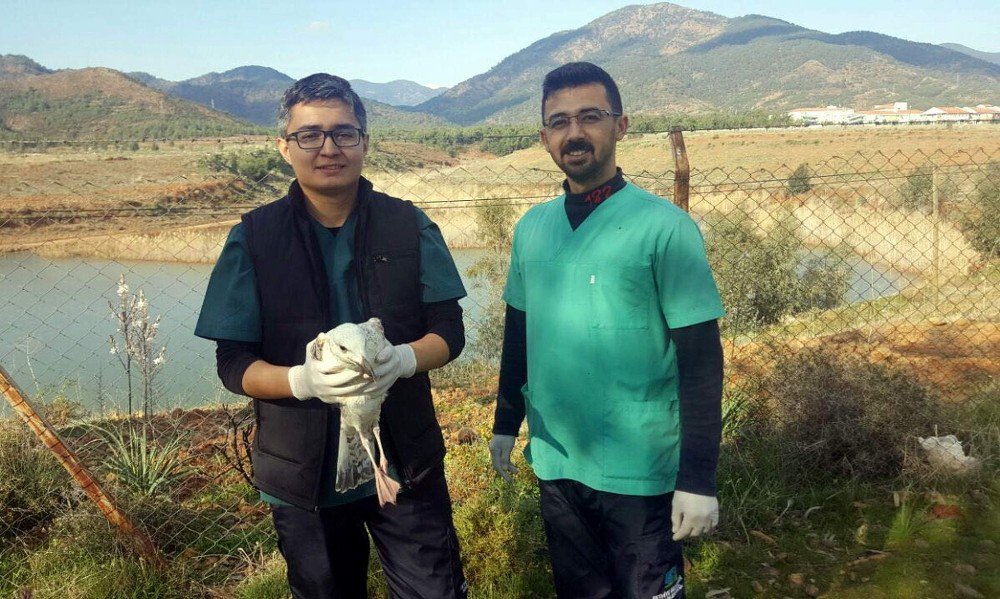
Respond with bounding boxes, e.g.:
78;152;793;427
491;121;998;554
543;108;620;131
285;127;364;150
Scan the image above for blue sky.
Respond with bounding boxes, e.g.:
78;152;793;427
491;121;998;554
2;0;997;87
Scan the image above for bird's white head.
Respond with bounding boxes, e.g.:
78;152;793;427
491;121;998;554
314;318;386;379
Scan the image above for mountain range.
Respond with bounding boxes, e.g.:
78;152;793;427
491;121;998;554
349;79;447;106
940;43;1000;66
416;3;999;124
1;2;998;138
0;63;255;139
128;66;448;125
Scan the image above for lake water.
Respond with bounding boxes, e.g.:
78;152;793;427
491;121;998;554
0;249;910;415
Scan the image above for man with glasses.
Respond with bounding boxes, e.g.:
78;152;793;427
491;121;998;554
489;62;725;598
196;73;468;598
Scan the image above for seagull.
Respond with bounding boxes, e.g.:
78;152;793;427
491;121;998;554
313;318;401;507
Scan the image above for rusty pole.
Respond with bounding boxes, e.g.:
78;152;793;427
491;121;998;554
669;126;690;212
0;363;165;569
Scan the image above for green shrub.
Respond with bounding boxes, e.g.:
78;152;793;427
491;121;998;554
796;250;852;311
764;348;940;480
40;391;87;426
897;166;956;212
202;147;292;183
480;134;537;156
706;211;849;333
960;163;1000;259
785;162;812;196
465;202;517;362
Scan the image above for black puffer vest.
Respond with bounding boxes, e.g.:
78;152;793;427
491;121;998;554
241;177;445;509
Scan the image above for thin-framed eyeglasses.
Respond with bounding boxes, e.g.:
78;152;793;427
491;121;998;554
543;108;621;131
285;127;364;150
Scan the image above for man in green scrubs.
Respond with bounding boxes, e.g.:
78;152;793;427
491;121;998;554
490;62;726;598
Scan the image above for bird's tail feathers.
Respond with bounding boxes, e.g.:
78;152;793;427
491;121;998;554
335;427;374;493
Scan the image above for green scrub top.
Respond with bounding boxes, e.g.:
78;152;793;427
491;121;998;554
503;183;725;496
196;208;466;506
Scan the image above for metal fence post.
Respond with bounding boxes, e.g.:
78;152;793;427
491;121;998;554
669;127;690;212
932;167;941;311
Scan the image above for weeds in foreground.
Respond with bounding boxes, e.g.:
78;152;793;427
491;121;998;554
21;508;195;599
1;361;996;597
0;421;73;541
765;347;941;480
885;501;928;548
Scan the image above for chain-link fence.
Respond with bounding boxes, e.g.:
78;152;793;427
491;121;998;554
1;137;997;596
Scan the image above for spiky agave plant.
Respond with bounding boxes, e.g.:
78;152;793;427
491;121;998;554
92;424;187;498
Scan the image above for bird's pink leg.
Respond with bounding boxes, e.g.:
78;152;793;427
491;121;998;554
359;431;399;507
371;425;401;506
372;424;391;472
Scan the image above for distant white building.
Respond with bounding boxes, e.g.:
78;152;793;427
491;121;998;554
963;105;1000;121
788;105;857;124
788;102;997;125
857;102;924;124
872;102;910;111
921;106;975;122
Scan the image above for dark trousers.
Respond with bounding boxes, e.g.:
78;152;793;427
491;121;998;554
539;478;685;599
270;465;467;599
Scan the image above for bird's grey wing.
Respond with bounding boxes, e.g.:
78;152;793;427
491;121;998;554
360;320;389;362
335;417;375;493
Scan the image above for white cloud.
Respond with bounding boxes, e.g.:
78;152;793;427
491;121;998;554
306;21;331;32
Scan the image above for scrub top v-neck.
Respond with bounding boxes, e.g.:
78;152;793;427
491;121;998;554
503;182;725;496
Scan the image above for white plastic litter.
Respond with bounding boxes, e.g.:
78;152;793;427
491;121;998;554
918;435;980;473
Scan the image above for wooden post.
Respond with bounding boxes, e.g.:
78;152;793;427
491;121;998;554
0;363;165;569
669;126;690;212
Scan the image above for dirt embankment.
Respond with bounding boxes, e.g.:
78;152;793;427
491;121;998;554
729;318;1000;398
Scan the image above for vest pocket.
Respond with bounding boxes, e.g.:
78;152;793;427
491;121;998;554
370;249;420;309
255;402;326;464
602;399;679;482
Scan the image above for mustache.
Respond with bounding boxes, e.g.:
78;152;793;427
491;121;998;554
562;140;593;155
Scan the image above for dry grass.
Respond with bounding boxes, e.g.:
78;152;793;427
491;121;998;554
3;125;999;262
463;123;1000;174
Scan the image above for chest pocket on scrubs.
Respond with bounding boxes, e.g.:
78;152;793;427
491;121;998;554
588;263;652;330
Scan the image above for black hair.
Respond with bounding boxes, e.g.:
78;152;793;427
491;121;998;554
277;73;368;134
541;62;623;120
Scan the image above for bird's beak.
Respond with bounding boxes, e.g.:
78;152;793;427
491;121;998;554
360;358;376;381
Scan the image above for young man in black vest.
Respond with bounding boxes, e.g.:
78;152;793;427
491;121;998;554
196;73;468;598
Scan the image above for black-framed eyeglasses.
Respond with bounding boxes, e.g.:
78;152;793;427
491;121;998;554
285;127;365;150
543;108;620;131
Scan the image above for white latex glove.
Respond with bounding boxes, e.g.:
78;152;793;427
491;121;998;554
363;343;417;396
287;338;370;400
489;434;517;481
671;490;719;540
